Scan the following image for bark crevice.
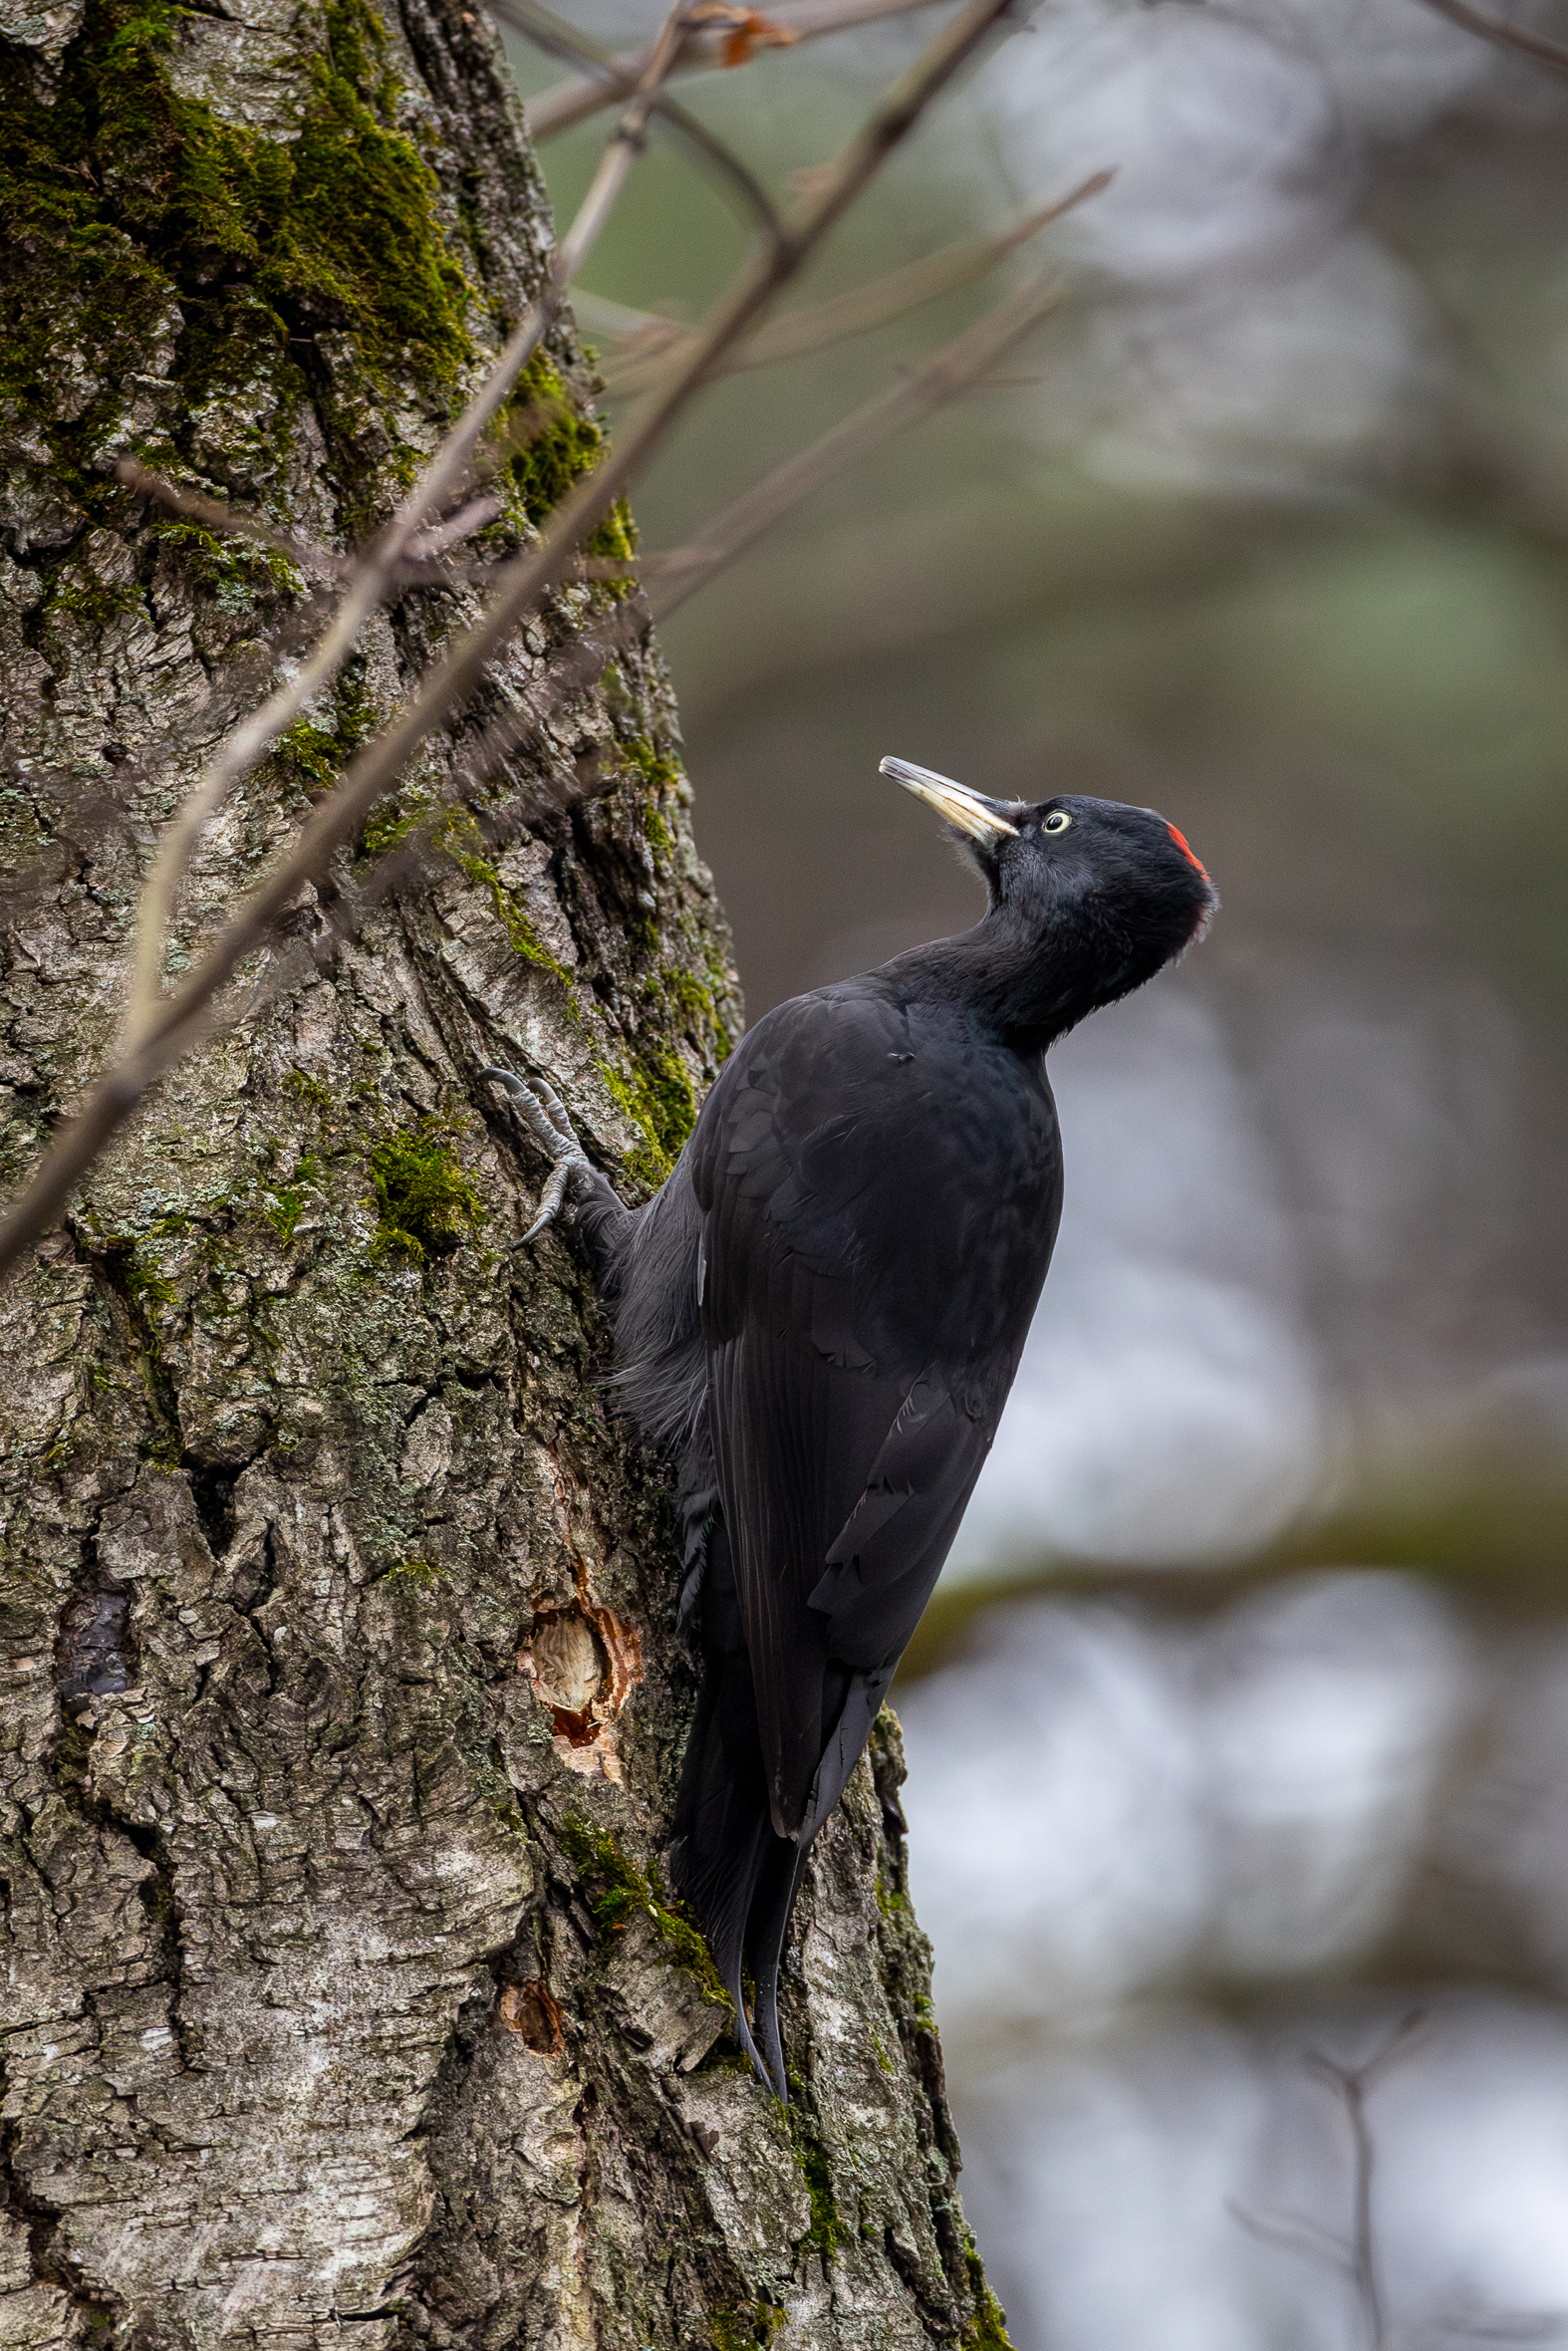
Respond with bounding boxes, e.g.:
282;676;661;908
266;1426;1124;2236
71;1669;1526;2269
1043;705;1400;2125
0;2112;129;2336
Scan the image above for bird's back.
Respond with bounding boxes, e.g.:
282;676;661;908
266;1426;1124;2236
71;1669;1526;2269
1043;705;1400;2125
694;977;1061;1665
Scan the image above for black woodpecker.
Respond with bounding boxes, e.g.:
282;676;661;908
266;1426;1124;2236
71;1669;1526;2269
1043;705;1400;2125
483;755;1216;2097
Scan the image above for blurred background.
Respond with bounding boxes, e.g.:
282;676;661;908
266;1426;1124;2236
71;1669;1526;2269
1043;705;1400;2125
501;2;1568;2339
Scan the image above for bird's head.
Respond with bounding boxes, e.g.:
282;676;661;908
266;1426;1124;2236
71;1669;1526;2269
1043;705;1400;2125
881;754;1217;1035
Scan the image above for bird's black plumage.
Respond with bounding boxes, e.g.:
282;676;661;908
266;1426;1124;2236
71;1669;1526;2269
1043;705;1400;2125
556;763;1215;2096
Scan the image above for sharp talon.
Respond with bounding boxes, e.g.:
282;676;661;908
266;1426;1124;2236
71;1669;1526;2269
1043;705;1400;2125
533;1161;575;1237
533;1078;574;1139
482;1064;592;1243
522;1157;574;1241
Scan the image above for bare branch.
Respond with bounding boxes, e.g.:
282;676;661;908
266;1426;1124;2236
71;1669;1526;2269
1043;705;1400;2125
1226;2199;1356;2279
650;270;1069;617
1326;2066;1385;2349
494;0;788;235
407;495;506;559
1242;2018;1429;2351
604;175;1105;397
714;174;1100;371
510;0;951;140
216;595;657;1044
373;275;1077;835
118;461;506;592
1418;0;1568;78
1240;2017;1568;2351
72;277;1065;1110
650;92;787;237
0;0;1020;1282
113;459;343;584
571;287;683;347
1303;2010;1429;2098
551;2;695;284
776;0;951;33
1434;2306;1568;2344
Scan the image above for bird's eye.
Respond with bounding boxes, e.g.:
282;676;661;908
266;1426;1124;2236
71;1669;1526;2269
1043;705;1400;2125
1042;810;1072;834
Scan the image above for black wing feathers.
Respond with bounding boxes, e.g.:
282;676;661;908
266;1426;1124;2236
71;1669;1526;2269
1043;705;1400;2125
664;979;1060;2093
691;982;1062;1837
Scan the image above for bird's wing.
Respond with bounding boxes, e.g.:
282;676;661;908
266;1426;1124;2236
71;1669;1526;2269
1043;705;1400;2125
689;984;1062;1837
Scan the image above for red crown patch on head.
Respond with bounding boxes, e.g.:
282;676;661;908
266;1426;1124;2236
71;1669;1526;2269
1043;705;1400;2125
1168;822;1209;881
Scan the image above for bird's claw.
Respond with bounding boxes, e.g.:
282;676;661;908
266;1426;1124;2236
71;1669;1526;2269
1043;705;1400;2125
480;1066;595;1243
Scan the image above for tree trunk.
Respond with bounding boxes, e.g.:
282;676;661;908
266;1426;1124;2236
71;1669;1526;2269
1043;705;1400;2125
0;2;1009;2343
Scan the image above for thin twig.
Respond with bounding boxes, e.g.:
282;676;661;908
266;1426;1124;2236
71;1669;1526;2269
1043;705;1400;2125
1301;2016;1428;2351
1231;2015;1428;2351
383;272;1076;823
350;275;1069;887
701;179;1096;371
603;175;1104;396
118;460;506;591
1418;0;1568;77
650;92;785;236
1225;2199;1356;2278
1340;2060;1385;2351
550;2;696;285
511;0;950;139
1239;2014;1568;2351
113;460;345;584
571;286;680;345
0;0;1018;1283
407;495;506;558
237;597;660;1021
495;0;786;235
650;270;1069;616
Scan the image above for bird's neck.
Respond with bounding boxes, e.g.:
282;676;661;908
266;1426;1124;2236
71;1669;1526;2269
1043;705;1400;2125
904;897;1125;1049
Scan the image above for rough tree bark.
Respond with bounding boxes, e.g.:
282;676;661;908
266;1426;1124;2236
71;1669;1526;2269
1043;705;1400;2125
0;0;1010;2342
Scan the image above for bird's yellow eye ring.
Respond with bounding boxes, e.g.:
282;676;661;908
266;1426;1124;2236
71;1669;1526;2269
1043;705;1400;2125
1043;810;1072;834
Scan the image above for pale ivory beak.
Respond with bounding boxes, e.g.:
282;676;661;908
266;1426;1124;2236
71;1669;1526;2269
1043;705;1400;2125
879;755;1019;842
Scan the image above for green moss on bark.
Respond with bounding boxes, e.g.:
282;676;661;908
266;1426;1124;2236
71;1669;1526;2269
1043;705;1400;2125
0;0;475;496
443;810;581;1000
712;2301;786;2351
622;734;683;801
560;1813;731;2014
368;1120;482;1262
261;1154;325;1243
960;2235;1016;2350
273;663;378;797
596;1044;698;1187
785;2102;846;2259
149;517;305;611
504;347;640;564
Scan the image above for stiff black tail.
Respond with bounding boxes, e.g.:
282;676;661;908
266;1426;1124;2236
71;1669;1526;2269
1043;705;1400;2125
668;1512;806;2099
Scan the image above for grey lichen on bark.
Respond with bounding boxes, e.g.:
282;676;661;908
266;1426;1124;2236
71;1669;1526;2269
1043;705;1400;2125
0;0;1011;2341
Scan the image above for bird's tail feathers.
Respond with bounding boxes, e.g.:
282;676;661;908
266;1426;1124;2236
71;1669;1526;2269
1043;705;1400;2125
797;1667;892;1846
743;1838;809;2100
668;1638;786;2092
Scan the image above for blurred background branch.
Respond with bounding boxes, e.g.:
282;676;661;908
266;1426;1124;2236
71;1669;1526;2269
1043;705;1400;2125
1419;0;1568;80
506;0;950;136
